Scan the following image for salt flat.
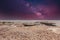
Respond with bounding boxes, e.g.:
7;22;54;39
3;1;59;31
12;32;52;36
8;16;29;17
0;20;60;40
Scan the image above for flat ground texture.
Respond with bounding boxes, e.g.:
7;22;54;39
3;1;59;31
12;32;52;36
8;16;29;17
0;22;60;40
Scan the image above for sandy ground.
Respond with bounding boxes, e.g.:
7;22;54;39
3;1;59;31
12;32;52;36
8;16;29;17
0;21;60;40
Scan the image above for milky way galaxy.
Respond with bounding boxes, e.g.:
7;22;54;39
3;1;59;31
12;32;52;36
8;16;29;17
0;0;60;20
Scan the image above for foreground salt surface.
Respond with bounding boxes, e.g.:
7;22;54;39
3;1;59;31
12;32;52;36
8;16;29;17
0;24;60;40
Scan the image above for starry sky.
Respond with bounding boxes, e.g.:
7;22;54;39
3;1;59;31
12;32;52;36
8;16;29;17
0;0;60;20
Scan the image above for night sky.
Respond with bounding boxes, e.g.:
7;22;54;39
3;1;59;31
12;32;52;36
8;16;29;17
0;0;60;20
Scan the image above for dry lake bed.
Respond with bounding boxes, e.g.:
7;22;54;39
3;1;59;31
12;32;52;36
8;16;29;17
0;20;60;40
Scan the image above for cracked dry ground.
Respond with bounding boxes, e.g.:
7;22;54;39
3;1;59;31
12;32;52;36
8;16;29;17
0;25;60;40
